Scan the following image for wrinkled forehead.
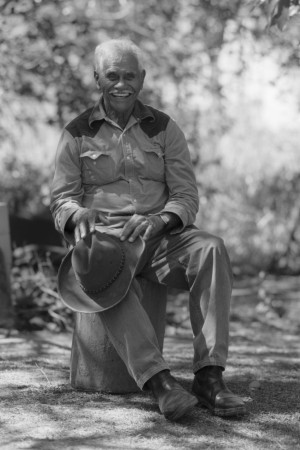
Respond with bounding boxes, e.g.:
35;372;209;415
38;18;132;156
97;48;140;73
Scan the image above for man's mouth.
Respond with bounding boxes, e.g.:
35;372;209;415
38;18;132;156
109;91;133;98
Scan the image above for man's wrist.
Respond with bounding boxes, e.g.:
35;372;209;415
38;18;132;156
158;212;181;230
159;214;171;227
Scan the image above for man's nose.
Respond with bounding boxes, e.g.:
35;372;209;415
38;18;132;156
115;77;126;88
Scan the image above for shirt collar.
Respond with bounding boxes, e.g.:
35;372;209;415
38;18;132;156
133;100;155;123
88;97;106;128
88;95;155;128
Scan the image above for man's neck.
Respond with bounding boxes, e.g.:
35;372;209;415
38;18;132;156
103;100;134;130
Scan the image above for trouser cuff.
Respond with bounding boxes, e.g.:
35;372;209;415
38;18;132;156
136;363;170;390
193;358;226;374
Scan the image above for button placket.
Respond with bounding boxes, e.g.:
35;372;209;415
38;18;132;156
123;136;136;204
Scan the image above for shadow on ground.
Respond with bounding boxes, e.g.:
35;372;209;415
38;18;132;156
0;277;299;450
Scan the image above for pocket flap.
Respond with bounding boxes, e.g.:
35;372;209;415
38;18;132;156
143;146;164;158
80;149;109;160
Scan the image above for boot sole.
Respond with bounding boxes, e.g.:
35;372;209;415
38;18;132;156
194;395;247;417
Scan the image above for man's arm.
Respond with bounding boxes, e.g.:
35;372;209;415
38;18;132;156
161;118;199;232
50;130;84;240
50;130;108;244
119;118;198;243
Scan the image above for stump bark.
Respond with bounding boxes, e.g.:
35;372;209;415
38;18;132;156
70;277;167;393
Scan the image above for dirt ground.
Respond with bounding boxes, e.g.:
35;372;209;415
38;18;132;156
0;277;299;450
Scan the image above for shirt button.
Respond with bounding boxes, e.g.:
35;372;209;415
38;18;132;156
92;154;97;159
127;156;130;160
133;199;137;203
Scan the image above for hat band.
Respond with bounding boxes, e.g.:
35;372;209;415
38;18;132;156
79;247;126;295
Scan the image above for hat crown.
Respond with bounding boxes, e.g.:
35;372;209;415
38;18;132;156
57;231;145;312
72;233;125;294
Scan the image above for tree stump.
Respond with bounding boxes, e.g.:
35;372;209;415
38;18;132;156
70;277;167;393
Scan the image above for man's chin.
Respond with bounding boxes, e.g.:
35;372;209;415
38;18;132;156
110;100;135;115
103;94;137;117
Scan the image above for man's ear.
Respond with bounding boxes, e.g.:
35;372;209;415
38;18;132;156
94;70;100;90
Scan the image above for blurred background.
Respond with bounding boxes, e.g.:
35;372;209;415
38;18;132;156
1;0;300;331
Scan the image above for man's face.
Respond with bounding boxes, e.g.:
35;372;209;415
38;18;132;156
94;49;145;116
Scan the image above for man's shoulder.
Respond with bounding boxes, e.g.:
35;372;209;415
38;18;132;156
144;104;170;123
139;103;171;138
65;106;100;139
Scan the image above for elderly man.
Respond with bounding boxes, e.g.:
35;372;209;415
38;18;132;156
51;39;246;421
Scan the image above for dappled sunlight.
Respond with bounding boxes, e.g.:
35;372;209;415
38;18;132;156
0;1;300;449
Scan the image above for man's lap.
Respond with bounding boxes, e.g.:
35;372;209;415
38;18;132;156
137;226;227;290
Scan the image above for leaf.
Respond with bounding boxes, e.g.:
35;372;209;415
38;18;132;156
269;0;291;30
286;11;300;37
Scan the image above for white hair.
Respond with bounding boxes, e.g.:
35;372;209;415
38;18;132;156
94;39;145;73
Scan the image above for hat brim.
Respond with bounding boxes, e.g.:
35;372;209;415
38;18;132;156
57;233;145;313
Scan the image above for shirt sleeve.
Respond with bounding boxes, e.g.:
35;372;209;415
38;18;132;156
50;129;86;241
161;118;199;232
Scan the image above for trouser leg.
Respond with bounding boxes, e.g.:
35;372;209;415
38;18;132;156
99;277;169;390
98;226;232;388
187;234;232;371
141;227;233;373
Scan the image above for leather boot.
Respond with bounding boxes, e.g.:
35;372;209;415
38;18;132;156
192;366;246;417
147;370;198;421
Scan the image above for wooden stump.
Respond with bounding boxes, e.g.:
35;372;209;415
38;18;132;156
70;277;167;393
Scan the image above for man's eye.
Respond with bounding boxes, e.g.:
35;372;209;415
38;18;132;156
107;74;118;81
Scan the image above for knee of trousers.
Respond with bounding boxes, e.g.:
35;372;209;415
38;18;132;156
182;233;232;280
192;232;228;256
203;235;233;283
203;234;231;267
204;235;225;252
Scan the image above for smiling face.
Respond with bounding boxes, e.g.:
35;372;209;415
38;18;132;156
94;47;146;119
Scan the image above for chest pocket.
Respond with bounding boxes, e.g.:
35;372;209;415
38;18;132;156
80;145;117;185
140;146;165;181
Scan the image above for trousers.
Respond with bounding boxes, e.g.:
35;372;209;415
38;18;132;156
99;225;233;389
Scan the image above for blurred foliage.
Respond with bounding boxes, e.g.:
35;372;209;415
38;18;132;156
1;0;300;273
10;244;300;333
11;245;72;331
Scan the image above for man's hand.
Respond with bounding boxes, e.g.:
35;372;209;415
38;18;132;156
120;214;165;242
67;208;109;243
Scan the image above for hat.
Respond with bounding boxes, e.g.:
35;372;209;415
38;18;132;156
57;231;144;313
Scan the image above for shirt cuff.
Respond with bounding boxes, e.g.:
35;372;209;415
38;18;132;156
152;208;187;234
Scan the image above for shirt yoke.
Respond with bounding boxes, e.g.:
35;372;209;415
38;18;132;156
139;105;170;139
65;102;171;140
65;107;101;139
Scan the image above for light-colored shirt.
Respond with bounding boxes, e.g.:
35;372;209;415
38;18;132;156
50;97;199;238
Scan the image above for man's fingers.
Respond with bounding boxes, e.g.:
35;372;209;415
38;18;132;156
120;215;140;240
84;213;100;235
73;209;110;243
143;222;154;241
89;216;96;233
75;218;94;242
128;220;148;242
98;212;109;225
74;226;81;243
89;211;109;233
79;221;87;239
